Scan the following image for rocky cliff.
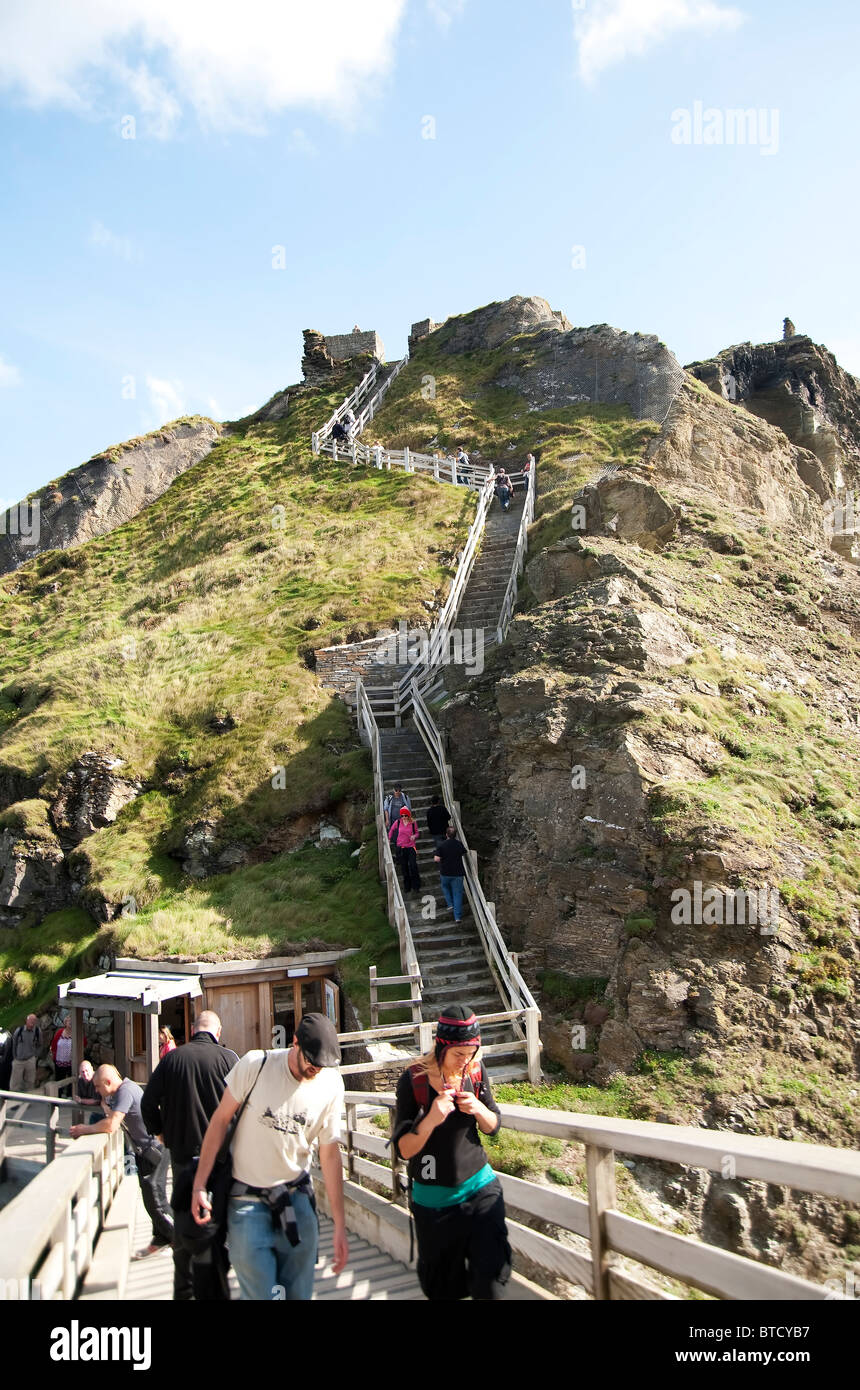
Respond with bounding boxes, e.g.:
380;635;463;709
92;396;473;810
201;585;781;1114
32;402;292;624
437;350;860;1154
427;295;685;423
687;335;860;563
0;417;220;575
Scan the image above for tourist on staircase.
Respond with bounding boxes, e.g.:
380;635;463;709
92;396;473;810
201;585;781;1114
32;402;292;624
426;793;451;851
392;1005;512;1301
383;783;411;830
433;825;468;925
389;807;421;894
494;467;513;512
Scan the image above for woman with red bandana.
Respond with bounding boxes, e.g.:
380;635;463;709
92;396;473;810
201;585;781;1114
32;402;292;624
392;1004;511;1300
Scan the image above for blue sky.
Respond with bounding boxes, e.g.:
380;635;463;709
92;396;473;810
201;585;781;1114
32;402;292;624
1;0;858;505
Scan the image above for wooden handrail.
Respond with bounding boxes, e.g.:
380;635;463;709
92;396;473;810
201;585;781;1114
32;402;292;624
355;681;422;983
410;684;540;1019
0;1129;125;1298
496;464;535;645
328;1090;858;1301
312;359;382;453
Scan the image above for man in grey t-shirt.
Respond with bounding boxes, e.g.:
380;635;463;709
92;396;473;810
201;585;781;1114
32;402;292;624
71;1064;173;1258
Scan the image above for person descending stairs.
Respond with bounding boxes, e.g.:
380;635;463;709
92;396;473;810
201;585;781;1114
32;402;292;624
378;726;529;1083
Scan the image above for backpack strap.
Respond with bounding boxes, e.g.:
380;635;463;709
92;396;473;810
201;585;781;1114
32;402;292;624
409;1063;429;1113
466;1059;483;1097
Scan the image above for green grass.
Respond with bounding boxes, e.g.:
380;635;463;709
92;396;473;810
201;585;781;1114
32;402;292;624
0;367;473;1017
373;328;661;544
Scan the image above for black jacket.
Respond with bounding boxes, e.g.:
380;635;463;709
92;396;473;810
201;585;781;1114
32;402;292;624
141;1032;238;1165
426;803;450;836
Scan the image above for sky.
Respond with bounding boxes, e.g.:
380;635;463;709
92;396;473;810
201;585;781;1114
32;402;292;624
1;0;859;505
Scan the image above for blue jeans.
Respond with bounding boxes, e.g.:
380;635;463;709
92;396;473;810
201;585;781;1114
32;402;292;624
227;1192;318;1301
440;874;464;921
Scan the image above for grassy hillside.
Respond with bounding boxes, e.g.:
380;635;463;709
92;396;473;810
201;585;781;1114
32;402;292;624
374;327;661;534
0;368;477;1022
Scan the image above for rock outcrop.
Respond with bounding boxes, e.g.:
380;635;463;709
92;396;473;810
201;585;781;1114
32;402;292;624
0;801;67;925
427;296;685;423
687;336;860;484
0;417;220;576
646;382;831;545
50;752;142;844
435;295;572;354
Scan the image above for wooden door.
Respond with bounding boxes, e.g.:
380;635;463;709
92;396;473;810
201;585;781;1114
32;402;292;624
210;985;260;1057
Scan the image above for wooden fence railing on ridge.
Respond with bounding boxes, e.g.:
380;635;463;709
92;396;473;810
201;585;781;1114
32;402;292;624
322;1093;860;1302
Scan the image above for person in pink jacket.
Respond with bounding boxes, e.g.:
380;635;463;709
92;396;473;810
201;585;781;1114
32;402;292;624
388;808;421;894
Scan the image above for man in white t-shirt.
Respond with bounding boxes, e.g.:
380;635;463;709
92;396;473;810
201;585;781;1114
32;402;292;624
191;1013;349;1300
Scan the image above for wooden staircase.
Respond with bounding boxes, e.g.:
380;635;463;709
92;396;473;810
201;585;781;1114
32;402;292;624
378;727;529;1082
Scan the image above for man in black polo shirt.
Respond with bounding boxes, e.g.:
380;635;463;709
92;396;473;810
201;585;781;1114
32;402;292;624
434;825;468;925
142;1010;238;1300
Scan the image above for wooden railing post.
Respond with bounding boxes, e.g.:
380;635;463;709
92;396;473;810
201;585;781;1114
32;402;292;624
45;1103;59;1163
418;1022;434;1055
525;1007;541;1085
409;964;422;1025
389;1109;403;1202
586;1144;617;1300
369;966;378;1029
345;1101;357;1183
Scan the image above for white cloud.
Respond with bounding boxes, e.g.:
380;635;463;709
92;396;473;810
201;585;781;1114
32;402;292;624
0;355;21;387
574;0;746;83
288;127;318;157
427;0;467;29
207;397;222;418
146;375;185;422
0;0;408;136
90;219;136;261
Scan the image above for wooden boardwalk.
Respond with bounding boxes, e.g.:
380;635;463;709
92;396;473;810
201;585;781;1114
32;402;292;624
121;1184;423;1302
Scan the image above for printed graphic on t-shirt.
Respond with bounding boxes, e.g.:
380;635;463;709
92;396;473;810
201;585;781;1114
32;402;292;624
261;1104;308;1137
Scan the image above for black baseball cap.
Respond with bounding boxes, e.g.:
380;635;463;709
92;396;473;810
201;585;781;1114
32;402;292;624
296;1012;341;1067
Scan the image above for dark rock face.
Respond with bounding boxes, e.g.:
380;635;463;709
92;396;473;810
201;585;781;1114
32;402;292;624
0;820;67;925
179;820;249;879
424;295;685;423
50;752;142;844
496;321;684;423
686;336;860;483
0;419;220;576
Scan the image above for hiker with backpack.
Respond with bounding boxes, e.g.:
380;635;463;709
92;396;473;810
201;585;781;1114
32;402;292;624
9;1013;42;1092
392;1005;512;1301
383;783;411;831
494;467;513;512
389;807;421;894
